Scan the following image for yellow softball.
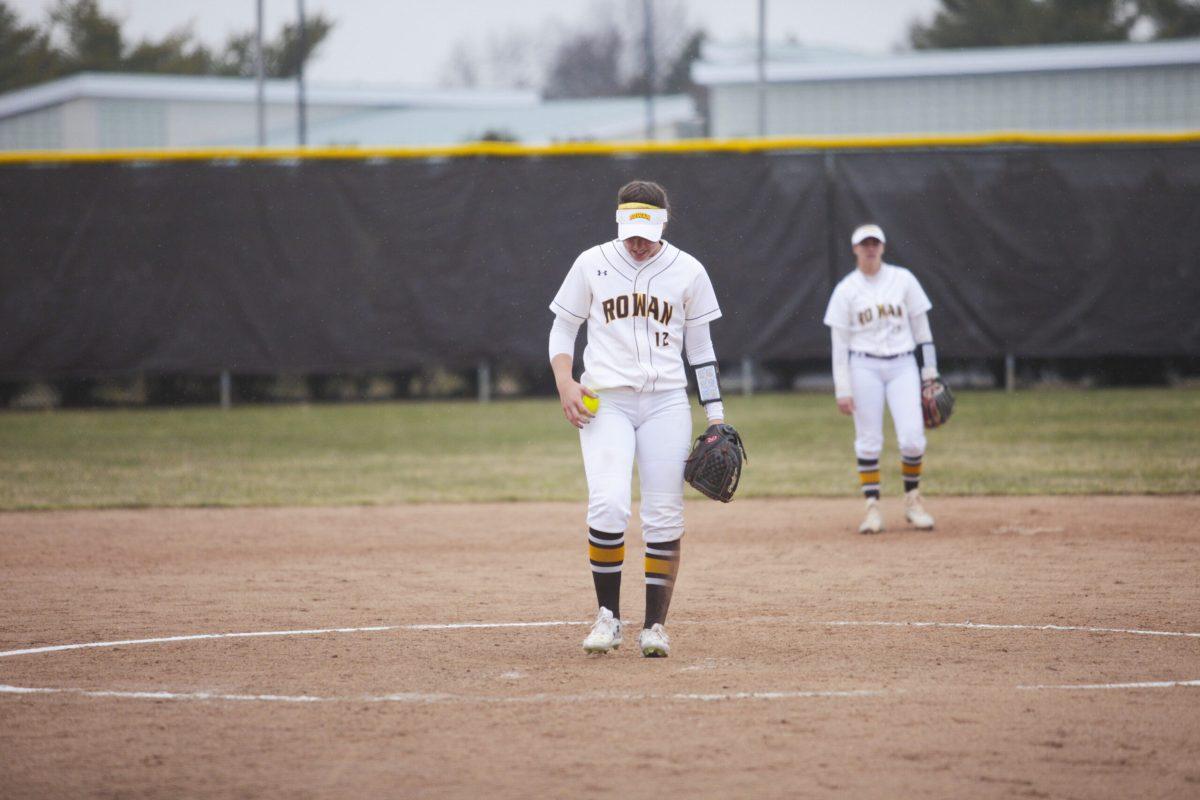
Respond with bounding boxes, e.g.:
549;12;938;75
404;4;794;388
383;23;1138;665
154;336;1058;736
582;393;600;414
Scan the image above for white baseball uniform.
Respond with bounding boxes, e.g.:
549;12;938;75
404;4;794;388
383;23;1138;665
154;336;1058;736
549;239;722;542
824;263;932;459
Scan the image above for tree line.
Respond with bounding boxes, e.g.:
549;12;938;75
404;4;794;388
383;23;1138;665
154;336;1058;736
438;0;704;100
910;0;1200;48
0;0;333;94
2;0;1197;99
443;0;1199;98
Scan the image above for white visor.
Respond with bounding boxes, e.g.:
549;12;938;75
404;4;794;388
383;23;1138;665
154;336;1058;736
616;206;668;242
851;224;886;245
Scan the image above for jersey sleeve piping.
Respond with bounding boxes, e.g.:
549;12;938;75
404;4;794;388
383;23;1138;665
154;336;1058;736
823;281;850;328
550;300;587;322
898;267;934;316
685;306;722;326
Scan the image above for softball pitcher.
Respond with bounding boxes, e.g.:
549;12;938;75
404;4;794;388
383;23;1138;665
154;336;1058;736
548;180;727;657
824;224;939;534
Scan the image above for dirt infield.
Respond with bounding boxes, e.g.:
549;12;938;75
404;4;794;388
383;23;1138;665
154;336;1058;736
2;496;1198;799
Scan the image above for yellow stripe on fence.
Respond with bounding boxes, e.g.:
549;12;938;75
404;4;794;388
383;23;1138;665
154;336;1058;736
1;130;1198;164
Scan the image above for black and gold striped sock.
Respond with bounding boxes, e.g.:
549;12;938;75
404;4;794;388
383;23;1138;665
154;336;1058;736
588;528;624;618
858;457;881;500
644;538;681;628
902;454;923;493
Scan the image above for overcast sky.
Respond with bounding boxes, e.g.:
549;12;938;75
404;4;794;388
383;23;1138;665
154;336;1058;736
10;0;943;87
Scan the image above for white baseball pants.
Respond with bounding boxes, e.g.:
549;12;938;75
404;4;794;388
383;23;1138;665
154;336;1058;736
850;353;926;460
579;387;692;543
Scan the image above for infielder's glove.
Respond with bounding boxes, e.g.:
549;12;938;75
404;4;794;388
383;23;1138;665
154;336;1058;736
684;423;748;503
921;378;955;429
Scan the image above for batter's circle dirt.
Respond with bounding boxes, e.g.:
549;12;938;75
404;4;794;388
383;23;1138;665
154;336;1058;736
2;496;1198;799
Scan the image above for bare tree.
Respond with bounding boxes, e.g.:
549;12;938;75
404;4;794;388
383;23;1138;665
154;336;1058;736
437;0;704;99
545;22;623;98
438;28;543;90
439;39;480;88
621;0;693;94
484;29;543;89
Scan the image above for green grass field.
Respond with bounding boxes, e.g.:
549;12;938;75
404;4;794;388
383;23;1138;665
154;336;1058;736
0;388;1197;510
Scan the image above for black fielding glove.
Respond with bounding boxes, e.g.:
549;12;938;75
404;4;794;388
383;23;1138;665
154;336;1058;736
683;423;748;502
921;378;955;429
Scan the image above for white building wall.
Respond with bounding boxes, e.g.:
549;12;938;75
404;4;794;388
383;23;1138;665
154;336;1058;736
0;98;375;150
0;95;689;149
60;98;99;149
710;65;1200;137
167;100;361;147
0;105;62;149
98;99;166;148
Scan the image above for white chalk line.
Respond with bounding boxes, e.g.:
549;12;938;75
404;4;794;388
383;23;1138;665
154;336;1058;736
0;621;584;659
1;618;1196;704
820;620;1200;639
1018;680;1200;691
991;525;1065;536
0;684;891;705
4;618;1197;660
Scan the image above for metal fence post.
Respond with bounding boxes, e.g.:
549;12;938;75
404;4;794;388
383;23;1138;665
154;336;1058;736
742;356;754;395
220;370;232;409
478;361;492;403
1005;354;1016;393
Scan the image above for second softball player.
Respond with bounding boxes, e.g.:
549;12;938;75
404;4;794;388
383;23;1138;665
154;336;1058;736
824;224;939;534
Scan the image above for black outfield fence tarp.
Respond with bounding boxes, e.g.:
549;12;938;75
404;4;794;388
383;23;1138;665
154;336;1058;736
1;144;1198;380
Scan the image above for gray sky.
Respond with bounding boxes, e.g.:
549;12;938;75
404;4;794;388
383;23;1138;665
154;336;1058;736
10;0;942;87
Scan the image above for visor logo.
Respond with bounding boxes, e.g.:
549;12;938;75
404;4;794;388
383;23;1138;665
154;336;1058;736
628;212;651;222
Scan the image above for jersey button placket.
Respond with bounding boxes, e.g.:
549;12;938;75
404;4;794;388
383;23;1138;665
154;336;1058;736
633;271;651;392
645;277;662;391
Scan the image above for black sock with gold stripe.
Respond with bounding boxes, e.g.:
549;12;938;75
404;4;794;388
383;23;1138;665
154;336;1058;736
858;457;881;500
902;454;923;493
588;528;624;619
644;538;681;628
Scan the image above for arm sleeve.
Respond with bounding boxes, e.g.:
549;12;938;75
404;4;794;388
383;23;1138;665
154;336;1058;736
548;315;582;361
549;256;590;323
831;326;852;399
684;319;716;364
684;322;725;423
909;312;939;381
684;267;722;328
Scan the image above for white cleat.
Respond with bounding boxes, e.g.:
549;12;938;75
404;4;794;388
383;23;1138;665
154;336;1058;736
858;498;884;534
905;489;935;530
582;607;622;654
638;623;670;658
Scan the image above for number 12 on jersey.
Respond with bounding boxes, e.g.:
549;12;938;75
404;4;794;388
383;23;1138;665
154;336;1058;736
655;331;670;347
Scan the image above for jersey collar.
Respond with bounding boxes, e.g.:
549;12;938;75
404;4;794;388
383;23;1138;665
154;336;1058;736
612;239;671;271
855;262;891;286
